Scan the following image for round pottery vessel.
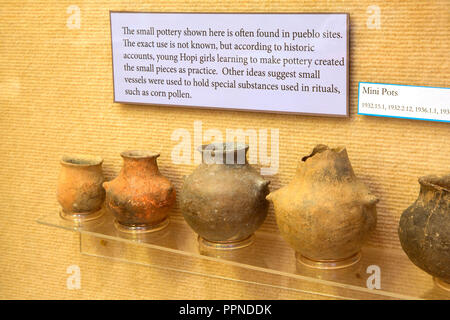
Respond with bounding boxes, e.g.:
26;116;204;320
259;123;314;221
57;154;105;221
267;145;379;269
180;142;270;250
103;151;176;233
398;174;450;291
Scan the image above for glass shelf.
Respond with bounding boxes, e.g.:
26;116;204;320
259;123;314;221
37;209;449;300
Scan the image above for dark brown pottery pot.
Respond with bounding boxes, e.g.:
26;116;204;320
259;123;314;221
398;174;450;291
57;154;105;221
267;145;379;269
103;151;176;233
180;142;270;250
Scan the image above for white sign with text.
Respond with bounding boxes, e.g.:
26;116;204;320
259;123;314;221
110;12;348;116
358;82;450;123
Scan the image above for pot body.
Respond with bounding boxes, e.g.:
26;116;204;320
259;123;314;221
103;151;176;227
180;143;270;243
398;174;450;284
267;145;378;261
57;155;105;217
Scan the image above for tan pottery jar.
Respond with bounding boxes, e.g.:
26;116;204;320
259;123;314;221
103;151;176;233
57;154;105;221
267;145;378;269
180;142;270;250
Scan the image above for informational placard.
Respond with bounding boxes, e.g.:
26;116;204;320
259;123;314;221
110;12;349;116
358;82;450;123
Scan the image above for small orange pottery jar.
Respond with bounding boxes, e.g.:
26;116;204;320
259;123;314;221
57;154;105;221
103;151;176;233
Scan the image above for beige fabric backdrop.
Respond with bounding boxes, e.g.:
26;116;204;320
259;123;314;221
0;0;448;299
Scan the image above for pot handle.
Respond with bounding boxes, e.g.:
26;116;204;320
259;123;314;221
363;193;379;206
266;189;278;202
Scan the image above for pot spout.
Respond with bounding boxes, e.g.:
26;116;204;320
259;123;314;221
102;181;110;191
266;190;278;203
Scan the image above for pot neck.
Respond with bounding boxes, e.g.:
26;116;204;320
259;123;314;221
60;154;103;170
296;145;355;182
120;151;160;176
199;143;249;165
418;174;450;198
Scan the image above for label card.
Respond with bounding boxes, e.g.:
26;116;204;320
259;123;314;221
358;82;450;123
110;12;349;116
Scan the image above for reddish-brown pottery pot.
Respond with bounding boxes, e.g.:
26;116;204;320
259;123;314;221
398;174;450;292
267;145;379;269
180;142;270;250
57;154;105;221
103;151;176;233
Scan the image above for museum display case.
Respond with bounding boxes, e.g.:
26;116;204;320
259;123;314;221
37;8;450;299
1;0;448;301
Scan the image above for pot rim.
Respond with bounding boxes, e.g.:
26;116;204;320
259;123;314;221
418;174;450;192
120;150;160;159
301;144;346;162
197;142;249;155
61;154;103;167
